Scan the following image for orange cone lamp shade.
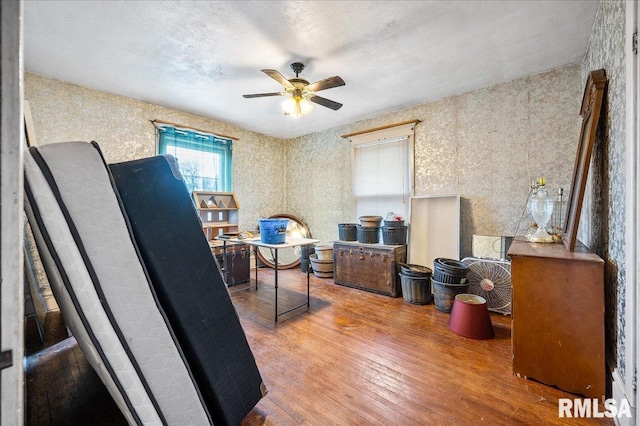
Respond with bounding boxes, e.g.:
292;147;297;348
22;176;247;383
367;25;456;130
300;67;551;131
448;294;495;339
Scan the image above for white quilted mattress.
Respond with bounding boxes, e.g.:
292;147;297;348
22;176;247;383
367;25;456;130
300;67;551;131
24;142;212;425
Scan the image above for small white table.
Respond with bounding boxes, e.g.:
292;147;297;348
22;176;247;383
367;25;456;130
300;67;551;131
219;236;319;321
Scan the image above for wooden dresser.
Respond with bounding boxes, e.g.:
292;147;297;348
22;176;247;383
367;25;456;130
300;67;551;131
508;239;605;398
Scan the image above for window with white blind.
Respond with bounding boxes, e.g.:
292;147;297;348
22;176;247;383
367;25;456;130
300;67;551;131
349;122;416;221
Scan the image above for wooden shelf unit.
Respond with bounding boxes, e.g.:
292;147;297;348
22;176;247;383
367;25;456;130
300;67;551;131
192;191;240;241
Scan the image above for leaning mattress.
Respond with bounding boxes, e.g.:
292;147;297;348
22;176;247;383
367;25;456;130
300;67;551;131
24;142;212;425
110;154;266;426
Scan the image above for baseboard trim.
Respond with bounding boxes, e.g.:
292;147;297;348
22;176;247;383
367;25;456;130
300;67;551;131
611;368;635;426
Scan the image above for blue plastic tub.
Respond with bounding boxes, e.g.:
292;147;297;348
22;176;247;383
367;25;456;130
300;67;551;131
259;219;289;244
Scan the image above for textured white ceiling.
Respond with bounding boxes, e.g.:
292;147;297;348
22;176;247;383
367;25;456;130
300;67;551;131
24;1;599;139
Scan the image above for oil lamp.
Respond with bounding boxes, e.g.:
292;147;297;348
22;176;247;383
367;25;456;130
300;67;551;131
528;177;554;243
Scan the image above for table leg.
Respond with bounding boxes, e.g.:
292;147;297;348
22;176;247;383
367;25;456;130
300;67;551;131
274;248;279;322
254;245;258;290
222;240;228;286
255;241;315;322
306;244;310;309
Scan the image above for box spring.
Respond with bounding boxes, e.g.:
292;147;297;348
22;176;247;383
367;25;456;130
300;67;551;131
110;155;266;426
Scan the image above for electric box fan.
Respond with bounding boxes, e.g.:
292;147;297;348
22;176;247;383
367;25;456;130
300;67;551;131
461;257;512;315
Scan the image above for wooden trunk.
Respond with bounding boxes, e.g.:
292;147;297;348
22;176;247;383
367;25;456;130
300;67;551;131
508;239;605;399
333;241;406;297
214;244;250;286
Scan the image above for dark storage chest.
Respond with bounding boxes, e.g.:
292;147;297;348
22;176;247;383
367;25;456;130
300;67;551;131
333;241;407;297
213;244;250;286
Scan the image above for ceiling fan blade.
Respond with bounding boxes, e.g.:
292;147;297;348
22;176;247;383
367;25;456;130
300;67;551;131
307;76;345;92
242;92;286;98
309;95;343;111
262;69;294;89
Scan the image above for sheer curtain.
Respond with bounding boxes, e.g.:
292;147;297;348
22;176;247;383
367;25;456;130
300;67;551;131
156;125;233;193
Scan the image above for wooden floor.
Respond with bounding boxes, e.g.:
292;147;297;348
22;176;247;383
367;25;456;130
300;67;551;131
25;268;612;425
24;320;127;425
235;269;611;426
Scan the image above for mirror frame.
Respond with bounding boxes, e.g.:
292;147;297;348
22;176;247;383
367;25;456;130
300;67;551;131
257;214;312;269
562;69;607;252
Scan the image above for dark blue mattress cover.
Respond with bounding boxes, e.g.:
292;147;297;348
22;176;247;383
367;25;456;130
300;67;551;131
109;155;265;426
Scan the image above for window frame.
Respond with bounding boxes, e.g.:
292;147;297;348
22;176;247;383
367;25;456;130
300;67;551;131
155;124;233;193
349;122;416;221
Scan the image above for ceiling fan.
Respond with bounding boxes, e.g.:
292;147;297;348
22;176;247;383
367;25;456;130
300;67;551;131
243;62;345;118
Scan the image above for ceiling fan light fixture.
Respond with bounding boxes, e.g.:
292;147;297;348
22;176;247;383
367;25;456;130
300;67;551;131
282;95;313;118
245;62;343;117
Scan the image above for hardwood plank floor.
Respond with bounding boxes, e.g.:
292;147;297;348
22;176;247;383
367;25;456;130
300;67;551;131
24;331;127;425
235;269;612;426
25;267;613;425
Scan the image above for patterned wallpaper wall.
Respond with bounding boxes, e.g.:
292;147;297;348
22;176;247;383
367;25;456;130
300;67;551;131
26;66;583;256
23;1;629;400
26;66;586;259
24;72;287;231
581;0;627;379
285;65;583;256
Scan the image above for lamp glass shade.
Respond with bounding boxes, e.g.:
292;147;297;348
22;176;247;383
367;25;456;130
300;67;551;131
448;293;495;339
281;97;298;117
528;185;554;243
282;96;313;118
299;98;313;115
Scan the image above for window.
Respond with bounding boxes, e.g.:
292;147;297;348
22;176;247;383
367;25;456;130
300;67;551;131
349;123;415;221
156;125;233;193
